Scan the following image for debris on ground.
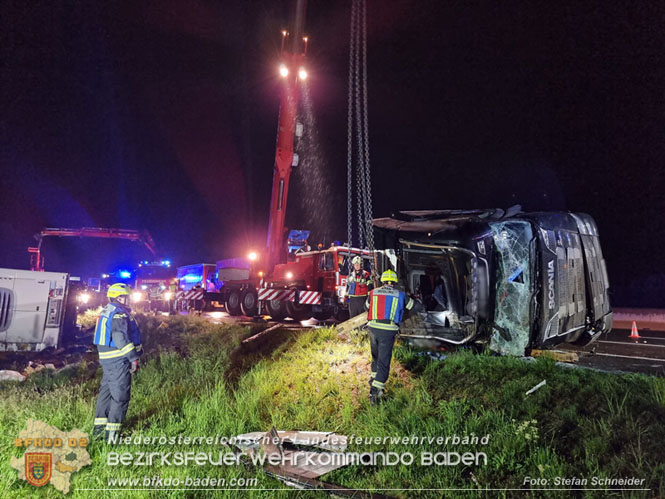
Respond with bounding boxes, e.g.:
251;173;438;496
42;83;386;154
531;349;579;363
0;370;26;382
335;313;367;335
525;379;547;396
230;428;387;497
233;428;349;479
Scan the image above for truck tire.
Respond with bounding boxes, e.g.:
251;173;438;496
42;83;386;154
313;307;332;321
333;304;350;322
266;299;287;320
286;300;311;321
240;289;258;317
225;289;242;316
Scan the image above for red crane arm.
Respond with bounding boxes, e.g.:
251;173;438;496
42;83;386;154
265;0;308;270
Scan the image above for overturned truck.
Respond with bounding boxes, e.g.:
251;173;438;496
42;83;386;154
372;209;612;355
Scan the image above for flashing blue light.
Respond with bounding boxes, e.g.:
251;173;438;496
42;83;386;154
161;260;171;266
183;273;202;283
119;271;132;279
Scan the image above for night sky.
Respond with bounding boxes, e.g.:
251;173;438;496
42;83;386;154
2;1;664;306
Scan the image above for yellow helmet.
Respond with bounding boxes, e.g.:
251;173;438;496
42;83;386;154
107;283;130;299
352;256;363;265
380;269;398;283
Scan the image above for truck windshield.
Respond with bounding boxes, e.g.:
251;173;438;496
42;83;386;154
488;221;534;355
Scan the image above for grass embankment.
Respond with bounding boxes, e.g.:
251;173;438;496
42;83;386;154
1;316;664;498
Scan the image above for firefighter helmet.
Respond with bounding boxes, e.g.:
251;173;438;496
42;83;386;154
352;256;363;265
107;283;130;299
380;269;398;283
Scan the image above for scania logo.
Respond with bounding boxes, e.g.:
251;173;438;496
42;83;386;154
547;260;556;310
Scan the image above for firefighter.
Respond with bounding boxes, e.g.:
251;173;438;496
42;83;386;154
92;283;142;442
366;269;415;405
346;256;372;317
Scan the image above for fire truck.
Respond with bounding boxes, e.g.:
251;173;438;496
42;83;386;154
132;260;176;311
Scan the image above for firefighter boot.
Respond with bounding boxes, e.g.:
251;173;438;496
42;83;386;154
369;386;384;406
92;425;105;440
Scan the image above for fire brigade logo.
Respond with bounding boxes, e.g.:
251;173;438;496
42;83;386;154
25;453;52;487
11;419;91;494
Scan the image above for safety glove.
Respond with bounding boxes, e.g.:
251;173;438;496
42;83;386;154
130;359;140;374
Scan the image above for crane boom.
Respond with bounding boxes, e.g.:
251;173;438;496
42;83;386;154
28;227;157;271
265;0;308;270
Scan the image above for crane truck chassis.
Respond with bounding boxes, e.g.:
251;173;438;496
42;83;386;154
177;247;372;321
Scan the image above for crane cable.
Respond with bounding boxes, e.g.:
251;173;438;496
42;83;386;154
346;0;374;255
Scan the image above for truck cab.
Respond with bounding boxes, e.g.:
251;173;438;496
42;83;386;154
372;209;612;355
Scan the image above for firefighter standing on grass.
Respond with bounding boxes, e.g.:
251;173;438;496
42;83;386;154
346;256;372;317
92;283;142;442
366;269;415;405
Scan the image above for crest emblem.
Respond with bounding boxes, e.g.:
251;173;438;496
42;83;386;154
25;453;52;487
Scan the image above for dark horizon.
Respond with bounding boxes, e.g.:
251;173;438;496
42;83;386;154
2;1;664;307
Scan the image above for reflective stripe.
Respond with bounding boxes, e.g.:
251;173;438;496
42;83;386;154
98;316;108;346
389;297;399;322
94;417;108;425
406;297;414;310
371;296;378;319
105;422;122;430
370;372;376;378
99;343;135;359
135;344;143;352
368;320;399;331
349;294;368;297
371;380;385;389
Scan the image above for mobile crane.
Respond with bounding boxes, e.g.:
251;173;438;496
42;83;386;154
178;0;372;321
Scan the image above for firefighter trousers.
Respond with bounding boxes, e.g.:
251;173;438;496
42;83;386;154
348;296;367;318
94;357;132;434
368;326;398;390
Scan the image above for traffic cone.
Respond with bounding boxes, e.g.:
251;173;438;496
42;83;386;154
629;321;641;339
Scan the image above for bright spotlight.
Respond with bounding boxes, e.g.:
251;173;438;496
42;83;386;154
248;251;258;261
298;67;308;80
78;293;90;304
286;271;294;280
279;64;289;78
131;291;143;303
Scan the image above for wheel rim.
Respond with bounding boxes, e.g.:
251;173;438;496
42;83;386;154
268;300;283;312
228;293;239;308
243;293;256;309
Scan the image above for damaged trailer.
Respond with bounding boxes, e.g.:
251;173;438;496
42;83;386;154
372;209;612;355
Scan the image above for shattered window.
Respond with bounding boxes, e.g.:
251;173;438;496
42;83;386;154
489;221;534;356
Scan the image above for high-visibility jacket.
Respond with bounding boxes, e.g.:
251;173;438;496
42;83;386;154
346;269;372;297
93;302;142;361
367;285;415;331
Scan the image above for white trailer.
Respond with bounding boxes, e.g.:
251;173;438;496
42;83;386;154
0;268;72;351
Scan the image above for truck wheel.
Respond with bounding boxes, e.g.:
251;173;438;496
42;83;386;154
313;308;332;321
225;290;242;316
286;300;312;321
333;304;350;322
266;299;286;320
240;289;258;317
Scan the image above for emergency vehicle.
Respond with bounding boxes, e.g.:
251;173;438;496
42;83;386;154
132;260;176;311
176;0;371;321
